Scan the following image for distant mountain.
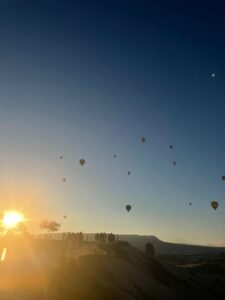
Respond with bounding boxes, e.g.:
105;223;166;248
117;235;225;255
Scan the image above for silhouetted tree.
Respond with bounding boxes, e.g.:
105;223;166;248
40;219;61;234
49;221;61;232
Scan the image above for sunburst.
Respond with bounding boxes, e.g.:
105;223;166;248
1;211;25;230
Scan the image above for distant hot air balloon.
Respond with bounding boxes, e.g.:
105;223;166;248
59;155;63;159
62;177;66;182
63;215;67;219
169;145;173;149
127;171;131;175
173;161;176;166
211;73;216;78
211;201;218;210
126;205;132;212
221;176;225;181
189;202;192;206
79;159;86;166
141;137;146;143
113;154;117;158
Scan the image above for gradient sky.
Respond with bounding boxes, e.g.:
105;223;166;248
0;0;225;245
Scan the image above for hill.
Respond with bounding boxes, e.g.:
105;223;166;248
1;237;225;299
119;235;225;255
85;234;225;255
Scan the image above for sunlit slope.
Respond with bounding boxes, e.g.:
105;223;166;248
45;243;181;300
45;242;225;300
1;239;225;300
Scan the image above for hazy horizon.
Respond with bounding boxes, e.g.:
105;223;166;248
36;231;225;248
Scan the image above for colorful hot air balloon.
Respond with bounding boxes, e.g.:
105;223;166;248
126;205;132;212
211;201;218;210
79;159;86;166
141;137;146;143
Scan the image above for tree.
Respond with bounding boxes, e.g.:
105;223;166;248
40;219;61;233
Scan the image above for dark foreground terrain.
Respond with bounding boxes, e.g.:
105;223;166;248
0;237;225;300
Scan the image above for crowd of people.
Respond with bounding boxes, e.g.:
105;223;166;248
95;232;117;243
62;232;84;247
38;231;118;246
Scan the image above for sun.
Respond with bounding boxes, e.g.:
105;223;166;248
1;211;25;229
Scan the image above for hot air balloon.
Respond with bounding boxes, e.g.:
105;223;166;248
62;177;66;182
63;215;67;219
59;155;63;159
189;202;192;206
211;73;216;78
141;137;146;143
126;205;132;212
211;201;218;210
169;145;173;149
79;159;86;166
127;171;131;175
173;161;176;166
221;176;225;181
113;154;117;158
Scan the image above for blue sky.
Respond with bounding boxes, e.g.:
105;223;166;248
0;0;225;245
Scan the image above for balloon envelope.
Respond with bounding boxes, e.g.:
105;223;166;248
141;137;146;143
79;159;86;166
211;201;218;210
127;171;131;175
169;145;173;149
221;176;225;181
126;205;132;212
59;155;63;159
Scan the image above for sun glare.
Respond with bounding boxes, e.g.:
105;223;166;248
2;211;25;229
